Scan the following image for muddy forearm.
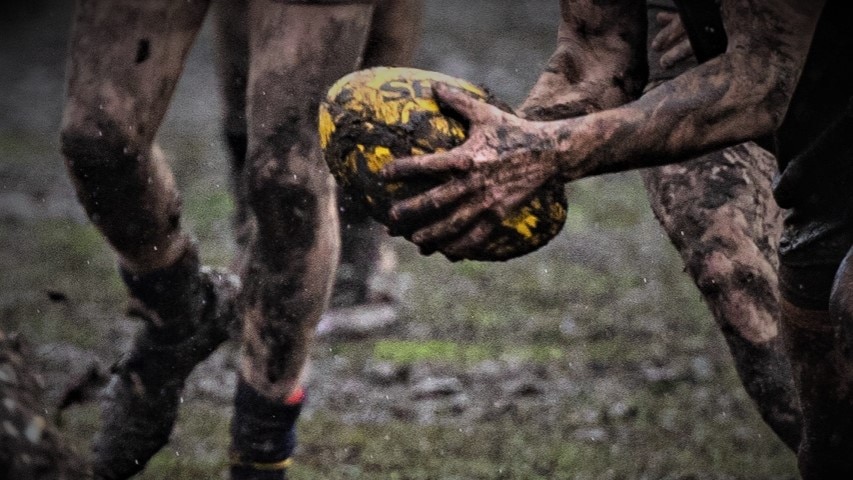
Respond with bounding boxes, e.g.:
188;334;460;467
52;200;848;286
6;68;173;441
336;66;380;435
520;0;647;120
547;0;822;180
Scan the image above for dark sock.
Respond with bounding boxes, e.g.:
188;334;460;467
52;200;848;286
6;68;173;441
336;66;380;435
119;247;202;338
230;379;303;480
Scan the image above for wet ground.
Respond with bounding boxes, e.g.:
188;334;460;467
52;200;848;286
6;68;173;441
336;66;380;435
0;2;797;478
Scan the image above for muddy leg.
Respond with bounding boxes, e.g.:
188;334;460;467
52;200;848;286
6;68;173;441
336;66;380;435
834;246;853;362
60;0;209;274
228;3;374;478
329;0;425;309
362;0;423;68
780;298;853;478
59;2;239;478
212;0;253;270
642;143;802;451
782;247;853;478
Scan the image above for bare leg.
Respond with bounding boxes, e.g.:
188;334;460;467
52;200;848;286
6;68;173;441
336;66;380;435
240;0;371;405
362;0;423;68
212;0;253;270
330;0;425;308
781;247;853;478
779;299;853;478
228;3;374;477
210;0;421;292
61;0;209;274
642;143;802;451
637;0;801;455
60;2;238;478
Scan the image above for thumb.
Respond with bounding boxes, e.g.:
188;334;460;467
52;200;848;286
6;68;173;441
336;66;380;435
432;81;499;124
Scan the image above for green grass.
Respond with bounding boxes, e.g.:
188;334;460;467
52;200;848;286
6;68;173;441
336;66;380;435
183;184;237;267
372;339;564;365
291;409;796;480
2;131;799;478
139;402;232;479
1;219;124;348
374;340;492;364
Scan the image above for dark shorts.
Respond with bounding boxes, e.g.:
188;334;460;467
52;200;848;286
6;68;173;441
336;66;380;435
772;0;853;309
775;152;853;310
775;221;853;310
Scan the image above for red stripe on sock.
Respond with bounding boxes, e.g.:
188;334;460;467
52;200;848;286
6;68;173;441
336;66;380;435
284;386;305;405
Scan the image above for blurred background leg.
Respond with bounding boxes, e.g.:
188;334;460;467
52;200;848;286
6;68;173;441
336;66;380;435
328;0;425;312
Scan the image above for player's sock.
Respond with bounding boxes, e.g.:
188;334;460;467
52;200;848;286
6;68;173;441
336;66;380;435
230;378;305;480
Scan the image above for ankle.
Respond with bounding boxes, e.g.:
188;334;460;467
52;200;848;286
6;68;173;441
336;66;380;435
118;233;192;275
230;379;304;479
120;245;203;336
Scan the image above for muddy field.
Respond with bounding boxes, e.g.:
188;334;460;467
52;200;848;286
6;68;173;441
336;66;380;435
0;2;797;479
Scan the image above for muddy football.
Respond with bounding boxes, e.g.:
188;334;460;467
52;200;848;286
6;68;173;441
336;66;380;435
319;67;567;261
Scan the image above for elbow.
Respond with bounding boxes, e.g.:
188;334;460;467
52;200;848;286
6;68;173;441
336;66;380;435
758;72;796;133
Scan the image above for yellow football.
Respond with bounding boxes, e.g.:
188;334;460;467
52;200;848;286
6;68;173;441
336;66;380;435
319;67;567;261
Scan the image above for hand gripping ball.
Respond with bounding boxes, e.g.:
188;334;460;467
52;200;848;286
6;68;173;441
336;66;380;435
319;67;566;261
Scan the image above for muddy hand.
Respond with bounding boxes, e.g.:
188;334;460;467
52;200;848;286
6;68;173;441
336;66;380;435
381;82;562;261
651;11;693;70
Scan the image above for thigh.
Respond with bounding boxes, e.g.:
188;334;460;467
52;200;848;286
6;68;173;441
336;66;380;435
62;0;210;145
245;1;373;146
642;142;783;341
212;0;249;145
362;0;424;67
60;0;210;270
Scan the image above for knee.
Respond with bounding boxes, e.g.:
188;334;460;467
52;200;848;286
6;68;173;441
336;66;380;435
60;110;142;177
248;173;321;230
693;251;775;303
691;250;779;341
245;149;335;243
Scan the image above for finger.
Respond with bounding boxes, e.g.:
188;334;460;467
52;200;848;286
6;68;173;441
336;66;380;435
381;149;471;180
655;11;678;27
441;220;496;262
410;203;481;248
660;39;694;70
388;178;471;225
433;82;505;124
651;15;686;52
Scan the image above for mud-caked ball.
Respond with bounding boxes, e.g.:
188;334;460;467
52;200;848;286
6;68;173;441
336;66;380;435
319;67;567;261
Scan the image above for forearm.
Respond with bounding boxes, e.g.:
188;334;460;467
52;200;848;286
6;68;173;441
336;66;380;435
547;0;822;179
555;53;786;177
520;0;647;120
